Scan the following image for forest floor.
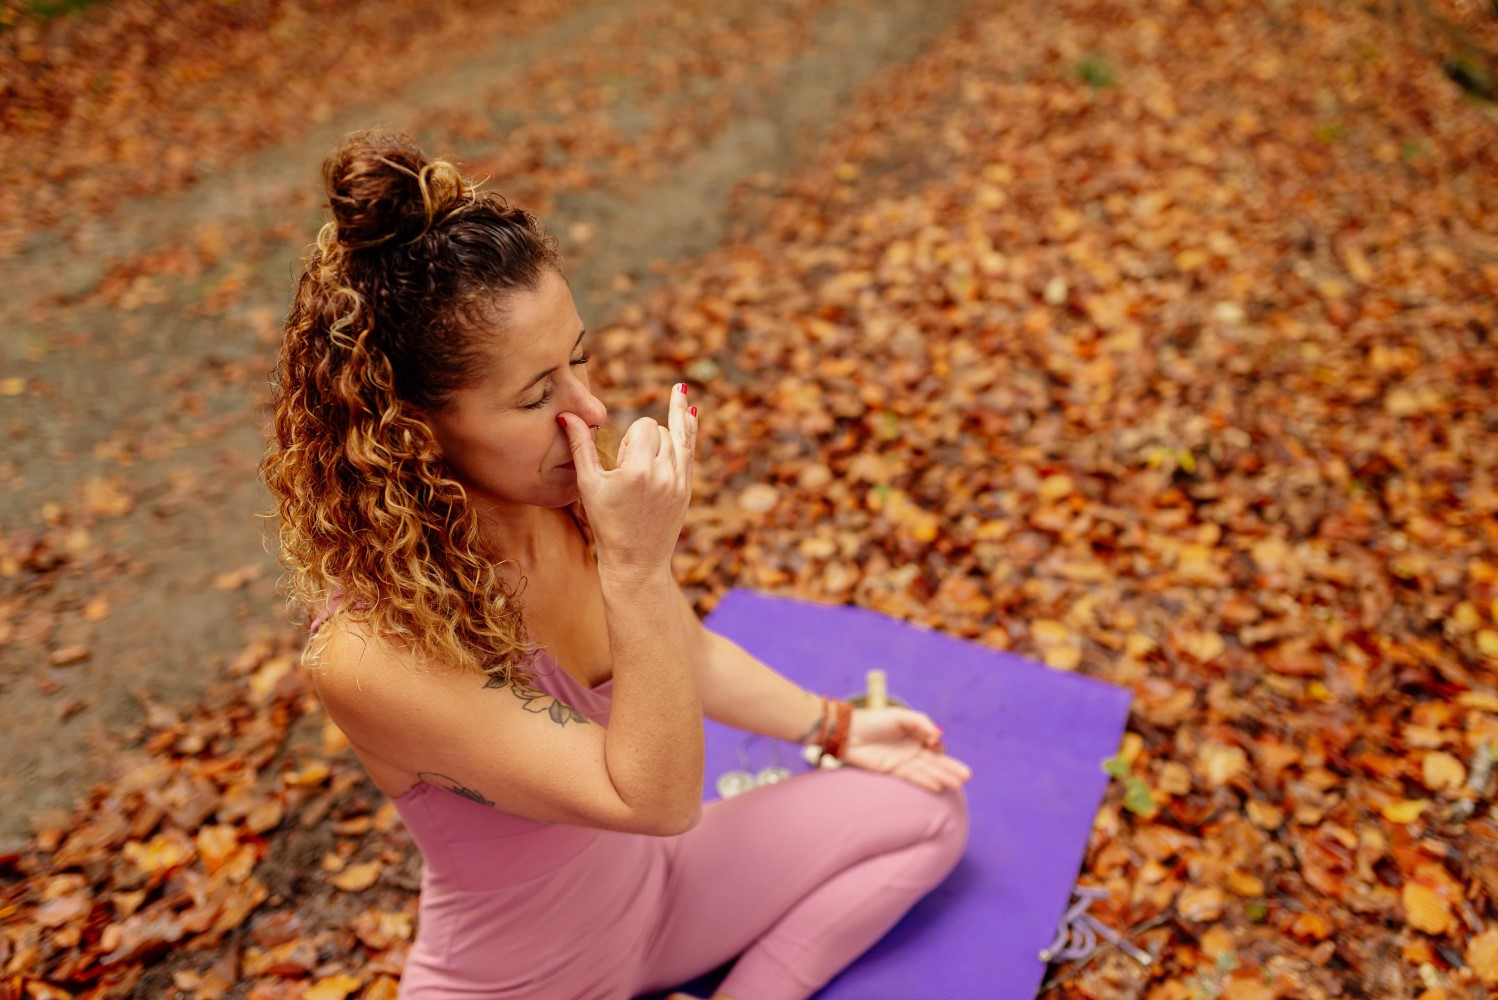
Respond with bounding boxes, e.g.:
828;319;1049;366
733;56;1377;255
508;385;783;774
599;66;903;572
2;0;1498;997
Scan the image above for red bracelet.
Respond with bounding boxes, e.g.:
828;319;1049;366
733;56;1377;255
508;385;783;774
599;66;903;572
813;696;833;751
819;700;853;763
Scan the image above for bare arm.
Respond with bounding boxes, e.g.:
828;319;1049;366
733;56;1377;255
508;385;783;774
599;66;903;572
703;630;823;742
671;587;972;794
559;383;704;831
596;564;703;831
671;587;823;745
311;615;699;836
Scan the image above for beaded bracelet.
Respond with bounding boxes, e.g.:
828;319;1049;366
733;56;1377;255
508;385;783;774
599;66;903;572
818;699;853;764
814;696;834;751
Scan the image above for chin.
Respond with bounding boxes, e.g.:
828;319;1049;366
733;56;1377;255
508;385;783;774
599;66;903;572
538;484;582;509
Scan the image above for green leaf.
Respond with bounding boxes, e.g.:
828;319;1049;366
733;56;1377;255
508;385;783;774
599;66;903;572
1313;122;1347;143
1101;754;1130;779
1122;777;1155;815
1076;55;1116;88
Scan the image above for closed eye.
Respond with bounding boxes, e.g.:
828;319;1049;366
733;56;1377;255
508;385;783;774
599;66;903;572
523;351;589;409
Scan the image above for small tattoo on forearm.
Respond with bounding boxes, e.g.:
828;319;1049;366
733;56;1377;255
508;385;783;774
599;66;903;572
795;714;824;745
484;674;589;727
417;771;494;807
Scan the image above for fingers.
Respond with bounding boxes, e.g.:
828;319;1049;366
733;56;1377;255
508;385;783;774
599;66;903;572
899;709;943;749
667;382;692;453
556;413;603;478
655;422;674;465
939;753;973;783
893;754;948;794
619;416;659;469
667;382;698;486
895;750;972;793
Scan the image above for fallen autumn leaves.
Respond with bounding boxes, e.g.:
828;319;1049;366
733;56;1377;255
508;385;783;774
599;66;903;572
2;628;416;998
4;0;1498;996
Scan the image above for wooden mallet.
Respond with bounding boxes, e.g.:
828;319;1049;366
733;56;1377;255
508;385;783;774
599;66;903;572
865;668;888;710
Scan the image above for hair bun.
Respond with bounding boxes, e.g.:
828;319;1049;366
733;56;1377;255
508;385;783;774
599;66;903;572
323;130;470;249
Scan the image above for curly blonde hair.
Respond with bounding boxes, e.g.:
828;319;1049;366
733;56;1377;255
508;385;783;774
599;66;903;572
262;129;568;681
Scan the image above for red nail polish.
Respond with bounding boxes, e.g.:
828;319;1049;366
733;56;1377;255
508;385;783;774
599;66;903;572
690;406;697;417
556;416;567;427
679;383;688;395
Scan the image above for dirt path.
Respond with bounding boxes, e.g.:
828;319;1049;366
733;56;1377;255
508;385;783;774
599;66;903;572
0;0;969;840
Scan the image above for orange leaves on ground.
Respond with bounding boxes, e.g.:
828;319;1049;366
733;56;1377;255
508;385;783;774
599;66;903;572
1470;928;1498;987
1382;799;1430;825
304;974;367;1000
1404;881;1455;937
352;909;415;951
0;625;419;992
122;830;196;875
3;0;1498;994
329;860;383;893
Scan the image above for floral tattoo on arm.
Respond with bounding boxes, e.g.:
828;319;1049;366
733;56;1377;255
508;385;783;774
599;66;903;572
484;674;590;727
412;675;588;806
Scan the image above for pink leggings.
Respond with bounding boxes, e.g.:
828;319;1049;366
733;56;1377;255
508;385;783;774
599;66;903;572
632;768;969;999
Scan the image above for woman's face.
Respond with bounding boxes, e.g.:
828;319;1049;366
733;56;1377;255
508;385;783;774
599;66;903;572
424;268;608;512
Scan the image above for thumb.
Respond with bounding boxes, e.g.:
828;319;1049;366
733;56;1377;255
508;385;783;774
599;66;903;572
907;710;943;746
557;413;603;479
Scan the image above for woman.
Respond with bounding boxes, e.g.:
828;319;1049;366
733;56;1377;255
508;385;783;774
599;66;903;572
262;129;972;1000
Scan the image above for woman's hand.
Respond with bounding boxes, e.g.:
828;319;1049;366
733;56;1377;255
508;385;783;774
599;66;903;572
558;384;697;581
838;707;973;794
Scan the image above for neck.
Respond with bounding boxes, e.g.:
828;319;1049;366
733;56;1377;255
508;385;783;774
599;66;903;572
469;497;557;573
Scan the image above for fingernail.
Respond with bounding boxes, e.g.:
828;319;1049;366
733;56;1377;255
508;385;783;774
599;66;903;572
689;405;697;417
556;416;567;427
679;383;688;395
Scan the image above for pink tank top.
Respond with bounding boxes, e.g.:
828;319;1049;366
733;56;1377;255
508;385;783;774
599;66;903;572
389;651;618;893
385;651;674;994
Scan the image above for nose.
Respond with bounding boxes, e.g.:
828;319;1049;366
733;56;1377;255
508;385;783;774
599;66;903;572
567;380;608;430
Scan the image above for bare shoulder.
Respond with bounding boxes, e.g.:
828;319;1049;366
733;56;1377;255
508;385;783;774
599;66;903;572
304;612;518;720
308;613;581;722
304;612;426;700
297;607;662;831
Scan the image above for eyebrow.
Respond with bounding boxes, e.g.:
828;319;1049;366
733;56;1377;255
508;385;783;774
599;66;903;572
519;328;587;393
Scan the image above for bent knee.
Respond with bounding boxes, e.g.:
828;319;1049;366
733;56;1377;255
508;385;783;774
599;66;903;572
895;783;969;890
930;784;970;860
823;769;970;859
881;776;970;859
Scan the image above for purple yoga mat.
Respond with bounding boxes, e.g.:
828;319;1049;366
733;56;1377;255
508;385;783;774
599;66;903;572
697;589;1133;999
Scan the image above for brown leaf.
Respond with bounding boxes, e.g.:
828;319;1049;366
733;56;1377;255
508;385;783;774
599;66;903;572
195;825;239;873
1402;882;1453;936
48;645;89;666
243;938;319;978
352;910;414;951
361;977;401;1000
1421;751;1466;793
1177;885;1226;922
33;891;91;928
330;859;383;892
82;478;134;518
100;906;185;966
303;975;365;1000
1469;928;1498;987
122;830;195;874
